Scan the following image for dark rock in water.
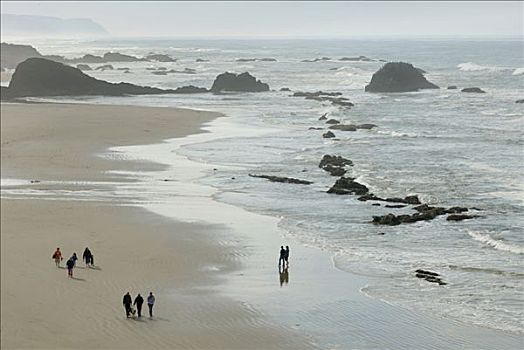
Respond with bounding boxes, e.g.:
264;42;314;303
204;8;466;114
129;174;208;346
248;174;313;185
402;195;421;205
372;213;401;226
322;165;347;176
372;203;381;206
103;52;146;62
358;193;384;202
319;155;353;169
152;70;168;75
172;85;208;94
1;42;42;69
415;269;446;285
117;67;130;71
447;85;458;90
196;58;209;62
446;206;468;214
365;62;439;92
461;87;485;93
76;64;92;71
323;131;336;138
446;214;478;221
339;56;374;62
308;127;323;130
95;64;114;71
280;87;291;92
385;204;407;208
327;177;369;195
145;54;177;62
236;58;277;62
157;67;167;70
319;113;328;120
326;119;340;124
211;72;269;92
354;123;377;130
329;124;356;131
293;91;342;97
516;99;524;103
302;57;331;62
291;91;352;108
2;57;187;99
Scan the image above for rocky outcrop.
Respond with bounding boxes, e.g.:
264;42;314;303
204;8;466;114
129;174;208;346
415;269;447;285
319;155;353;177
329;124;377;131
323;131;336;138
280;87;291;92
95;64;114;71
236;58;277;62
210;72;269;93
1;58;206;99
327;177;369;195
172;85;208;93
446;214;478;221
339;56;374;62
145;54;177;62
372;204;475;225
76;64;92;71
461;87;485;93
196;58;209;62
516;99;524;103
1;42;42;69
358;194;421;205
447;85;457;90
302;57;331;62
248;174;313;185
292;91;354;108
326;119;340;124
365;62;439;92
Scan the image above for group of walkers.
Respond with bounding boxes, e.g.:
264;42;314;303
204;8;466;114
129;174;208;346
52;247;95;278
123;292;156;318
278;245;290;267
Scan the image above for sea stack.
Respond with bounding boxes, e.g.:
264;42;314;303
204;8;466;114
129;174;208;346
211;72;269;93
365;62;439;92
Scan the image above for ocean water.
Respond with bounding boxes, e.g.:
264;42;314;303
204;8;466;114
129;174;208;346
12;38;524;335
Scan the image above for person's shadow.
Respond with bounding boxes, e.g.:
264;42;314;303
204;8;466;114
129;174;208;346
279;265;289;287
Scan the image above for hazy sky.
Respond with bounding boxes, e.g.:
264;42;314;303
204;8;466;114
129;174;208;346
1;1;522;38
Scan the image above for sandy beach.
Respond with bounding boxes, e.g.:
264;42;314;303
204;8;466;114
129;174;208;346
0;103;316;349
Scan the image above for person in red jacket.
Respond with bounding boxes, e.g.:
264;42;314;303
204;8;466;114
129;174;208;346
52;247;63;267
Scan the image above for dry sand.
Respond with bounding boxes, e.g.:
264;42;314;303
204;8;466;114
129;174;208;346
1;103;316;349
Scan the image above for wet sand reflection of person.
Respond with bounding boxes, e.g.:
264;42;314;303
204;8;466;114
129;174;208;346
279;265;289;287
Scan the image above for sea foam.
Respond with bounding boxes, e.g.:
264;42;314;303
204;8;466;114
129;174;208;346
468;231;524;255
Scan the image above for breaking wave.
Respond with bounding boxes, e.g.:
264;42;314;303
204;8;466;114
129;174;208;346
468;231;524;254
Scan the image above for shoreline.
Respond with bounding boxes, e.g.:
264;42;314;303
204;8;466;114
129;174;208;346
96;111;523;349
0;102;316;349
1;101;522;349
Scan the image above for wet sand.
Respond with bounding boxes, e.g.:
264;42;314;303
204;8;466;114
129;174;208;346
0;102;316;349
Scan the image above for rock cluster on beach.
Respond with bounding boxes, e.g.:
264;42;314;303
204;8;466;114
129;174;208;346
210;72;269;93
365;62;439;92
145;54;177;62
461;87;486;93
371;204;476;226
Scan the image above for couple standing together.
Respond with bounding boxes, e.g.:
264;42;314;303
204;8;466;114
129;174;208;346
279;245;290;266
123;292;155;318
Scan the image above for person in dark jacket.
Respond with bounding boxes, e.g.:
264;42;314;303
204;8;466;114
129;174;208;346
278;246;286;266
284;246;290;266
82;247;93;267
70;253;78;267
133;293;144;317
66;258;75;277
123;292;133;318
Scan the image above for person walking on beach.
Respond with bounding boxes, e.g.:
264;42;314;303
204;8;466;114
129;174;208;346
279;246;286;266
66;257;75;277
147;292;155;318
123;292;133;318
284;246;290;266
134;293;144;318
69;252;78;267
82;247;94;267
52;247;63;267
